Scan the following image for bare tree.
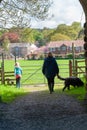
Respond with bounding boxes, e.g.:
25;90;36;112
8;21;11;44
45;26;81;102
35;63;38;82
0;0;52;28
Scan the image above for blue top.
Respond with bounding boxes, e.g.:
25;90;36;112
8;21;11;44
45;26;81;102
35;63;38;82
14;66;22;76
42;57;59;78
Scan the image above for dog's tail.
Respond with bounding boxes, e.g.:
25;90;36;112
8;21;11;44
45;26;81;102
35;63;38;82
57;75;66;80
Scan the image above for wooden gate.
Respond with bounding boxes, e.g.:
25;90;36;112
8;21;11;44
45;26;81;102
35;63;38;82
1;58;85;86
0;53;15;85
69;60;85;77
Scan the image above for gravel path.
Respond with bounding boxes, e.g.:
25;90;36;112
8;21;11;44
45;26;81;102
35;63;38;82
0;89;87;130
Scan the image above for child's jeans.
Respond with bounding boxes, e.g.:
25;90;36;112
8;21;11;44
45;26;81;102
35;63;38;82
16;77;21;88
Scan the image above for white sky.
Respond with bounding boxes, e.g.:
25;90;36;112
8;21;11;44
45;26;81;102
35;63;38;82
31;0;85;29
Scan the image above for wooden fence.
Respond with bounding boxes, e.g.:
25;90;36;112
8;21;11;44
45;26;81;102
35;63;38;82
0;53;15;85
0;59;86;86
0;62;15;85
69;60;85;77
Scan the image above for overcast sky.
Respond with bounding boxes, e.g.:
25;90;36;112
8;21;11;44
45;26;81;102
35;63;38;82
31;0;85;29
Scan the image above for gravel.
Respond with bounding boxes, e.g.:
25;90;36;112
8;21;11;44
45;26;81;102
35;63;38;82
0;90;87;130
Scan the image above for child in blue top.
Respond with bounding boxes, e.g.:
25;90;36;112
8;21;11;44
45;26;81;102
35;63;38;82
14;62;22;88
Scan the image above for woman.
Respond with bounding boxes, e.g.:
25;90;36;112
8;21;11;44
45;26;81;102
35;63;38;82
42;52;59;94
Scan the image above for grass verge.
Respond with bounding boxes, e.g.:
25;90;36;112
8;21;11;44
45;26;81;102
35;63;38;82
63;86;86;101
0;85;28;103
0;84;86;103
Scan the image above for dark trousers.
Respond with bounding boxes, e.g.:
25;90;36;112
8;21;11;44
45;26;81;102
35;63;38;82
16;77;21;88
47;77;55;93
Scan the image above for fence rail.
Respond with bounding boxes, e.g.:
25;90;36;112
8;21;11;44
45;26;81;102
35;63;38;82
0;59;86;86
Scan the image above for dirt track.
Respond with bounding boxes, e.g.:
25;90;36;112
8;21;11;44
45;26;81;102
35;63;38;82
0;88;87;130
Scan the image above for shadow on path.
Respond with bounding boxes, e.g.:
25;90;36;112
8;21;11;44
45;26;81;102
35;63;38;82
0;89;87;130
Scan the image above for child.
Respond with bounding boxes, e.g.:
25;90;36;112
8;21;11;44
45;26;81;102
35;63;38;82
14;62;22;88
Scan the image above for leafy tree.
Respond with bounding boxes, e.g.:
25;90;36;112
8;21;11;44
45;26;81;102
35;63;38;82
54;22;83;40
21;28;35;43
0;32;20;43
0;22;84;44
50;33;71;41
0;29;8;37
71;22;82;39
65;26;78;40
78;29;84;39
32;29;44;46
2;36;10;52
42;28;54;43
71;22;82;32
0;0;52;28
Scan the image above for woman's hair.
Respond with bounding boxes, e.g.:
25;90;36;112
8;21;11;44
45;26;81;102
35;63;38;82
48;52;53;57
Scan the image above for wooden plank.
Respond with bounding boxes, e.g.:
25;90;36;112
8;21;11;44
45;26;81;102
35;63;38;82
77;60;85;63
5;75;14;77
76;66;85;68
5;78;15;81
4;71;14;73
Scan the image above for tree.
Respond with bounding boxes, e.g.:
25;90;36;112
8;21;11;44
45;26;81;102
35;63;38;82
20;28;35;43
54;22;82;40
71;22;82;39
2;36;10;52
79;0;87;100
0;0;52;28
42;28;54;43
0;32;20;43
50;33;71;41
32;29;44;46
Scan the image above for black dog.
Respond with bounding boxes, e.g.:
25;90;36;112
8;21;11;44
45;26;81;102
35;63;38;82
57;75;84;91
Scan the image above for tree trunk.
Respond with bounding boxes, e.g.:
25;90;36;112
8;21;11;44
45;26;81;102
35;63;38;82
79;0;87;100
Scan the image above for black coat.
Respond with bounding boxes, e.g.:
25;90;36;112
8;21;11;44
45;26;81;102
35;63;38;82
42;57;59;78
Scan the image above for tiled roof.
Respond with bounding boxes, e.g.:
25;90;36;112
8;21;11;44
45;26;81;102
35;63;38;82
47;40;84;47
32;40;84;54
34;46;48;53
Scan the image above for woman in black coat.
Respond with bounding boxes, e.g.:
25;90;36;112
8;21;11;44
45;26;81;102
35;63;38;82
42;52;59;94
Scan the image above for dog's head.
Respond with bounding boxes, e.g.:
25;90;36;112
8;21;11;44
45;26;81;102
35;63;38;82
81;81;84;86
78;79;84;87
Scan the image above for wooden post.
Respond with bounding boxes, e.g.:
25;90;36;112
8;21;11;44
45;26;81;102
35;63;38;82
15;54;16;63
1;53;5;84
72;43;75;76
75;60;77;77
69;60;72;77
84;22;87;100
85;59;87;89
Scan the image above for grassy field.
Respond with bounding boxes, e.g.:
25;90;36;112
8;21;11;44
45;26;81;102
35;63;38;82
0;58;86;104
0;59;69;85
2;58;85;85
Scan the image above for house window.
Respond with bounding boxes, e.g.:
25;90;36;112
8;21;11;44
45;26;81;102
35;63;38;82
67;47;72;51
53;48;55;51
58;47;60;50
61;46;66;51
14;46;19;56
49;48;55;52
81;46;84;50
49;48;52;52
76;46;80;51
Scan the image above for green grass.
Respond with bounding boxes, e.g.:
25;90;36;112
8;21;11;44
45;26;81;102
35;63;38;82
45;84;86;101
0;83;86;103
1;59;85;85
63;86;86;101
0;59;86;103
0;85;28;103
0;59;70;85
